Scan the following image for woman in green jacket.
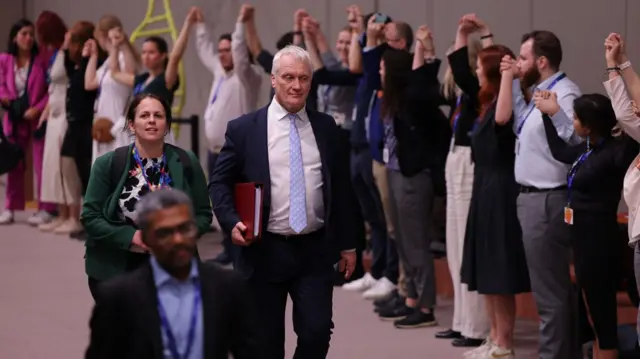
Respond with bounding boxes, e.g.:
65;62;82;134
81;93;212;299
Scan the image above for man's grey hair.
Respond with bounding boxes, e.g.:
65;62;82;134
136;189;194;237
271;45;313;76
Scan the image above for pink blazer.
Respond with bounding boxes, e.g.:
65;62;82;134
0;52;50;136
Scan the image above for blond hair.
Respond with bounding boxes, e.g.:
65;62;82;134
442;37;483;100
97;14;122;33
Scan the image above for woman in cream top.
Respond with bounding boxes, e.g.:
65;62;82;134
603;33;640;245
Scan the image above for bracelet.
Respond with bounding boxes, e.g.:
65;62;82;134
620;61;632;70
606;66;621;73
480;33;493;39
292;31;303;36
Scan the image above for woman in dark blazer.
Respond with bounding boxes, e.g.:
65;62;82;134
376;26;450;329
81;93;212;300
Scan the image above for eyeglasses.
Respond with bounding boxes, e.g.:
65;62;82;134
153;221;197;241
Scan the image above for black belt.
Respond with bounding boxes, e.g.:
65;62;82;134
266;228;325;241
519;185;567;193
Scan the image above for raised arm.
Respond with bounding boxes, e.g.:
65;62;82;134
314;25;342;70
233;5;263;86
194;8;220;74
498;56;527;129
302;17;324;71
535;91;583;164
165;8;197;90
604;33;640;142
413;25;436;70
541;113;582;164
108;30;135;87
84;39;100;90
347;6;365;74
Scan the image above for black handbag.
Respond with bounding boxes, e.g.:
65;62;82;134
0;123;23;175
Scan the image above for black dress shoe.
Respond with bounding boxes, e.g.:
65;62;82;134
378;304;415;321
452;337;485;347
394;311;437;329
435;329;462;339
373;294;405;314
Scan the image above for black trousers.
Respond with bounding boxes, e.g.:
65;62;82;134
60;121;92;195
246;229;334;359
571;209;620;349
87;253;149;302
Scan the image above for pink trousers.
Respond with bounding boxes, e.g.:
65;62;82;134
3;118;56;212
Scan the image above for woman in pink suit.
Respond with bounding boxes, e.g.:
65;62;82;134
0;19;55;225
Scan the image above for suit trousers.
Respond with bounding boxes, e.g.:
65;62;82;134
517;190;581;359
246;229;334;359
3;119;56;212
445;145;489;339
387;169;437;309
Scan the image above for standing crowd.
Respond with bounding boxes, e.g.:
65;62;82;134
2;3;640;359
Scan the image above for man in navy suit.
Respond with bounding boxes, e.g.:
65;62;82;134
209;45;357;359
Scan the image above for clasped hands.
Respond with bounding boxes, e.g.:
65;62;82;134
533;90;560;116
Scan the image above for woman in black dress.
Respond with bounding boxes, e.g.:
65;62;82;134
535;90;637;359
457;40;530;357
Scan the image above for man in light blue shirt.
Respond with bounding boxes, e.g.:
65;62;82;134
85;189;261;359
502;30;582;359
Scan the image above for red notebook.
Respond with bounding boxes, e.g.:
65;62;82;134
234;182;264;240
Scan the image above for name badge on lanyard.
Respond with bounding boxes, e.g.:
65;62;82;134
564;147;594;225
516;73;567;137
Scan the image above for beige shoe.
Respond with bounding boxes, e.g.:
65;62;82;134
53;219;83;234
39;217;66;232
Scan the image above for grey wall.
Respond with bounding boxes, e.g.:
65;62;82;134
5;0;636;159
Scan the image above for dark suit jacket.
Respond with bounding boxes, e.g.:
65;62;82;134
209;105;357;277
84;262;262;359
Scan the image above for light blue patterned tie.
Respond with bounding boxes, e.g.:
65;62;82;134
288;113;307;233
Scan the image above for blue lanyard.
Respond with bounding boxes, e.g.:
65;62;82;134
132;146;171;191
452;95;463;131
210;77;225;104
157;281;201;359
134;82;145;95
322;85;333;112
46;52;57;84
567;147;594;205
516;73;567;136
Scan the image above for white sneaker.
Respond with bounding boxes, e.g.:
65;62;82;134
28;211;54;226
0;211;14;225
464;339;494;359
342;272;377;292
362;277;396;300
487;345;515;359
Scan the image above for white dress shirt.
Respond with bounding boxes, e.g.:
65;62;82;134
266;98;325;235
196;22;263;153
512;71;582;188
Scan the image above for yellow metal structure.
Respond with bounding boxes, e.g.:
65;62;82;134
129;0;185;135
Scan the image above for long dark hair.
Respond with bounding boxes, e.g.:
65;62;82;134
7;19;39;57
124;93;173;134
477;44;515;118
380;48;413;120
573;94;617;139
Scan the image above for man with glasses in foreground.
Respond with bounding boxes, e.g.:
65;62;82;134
85;189;262;359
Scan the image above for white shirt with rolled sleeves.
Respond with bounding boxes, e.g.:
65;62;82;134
512;71;583;188
196;22;263;153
